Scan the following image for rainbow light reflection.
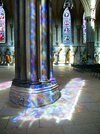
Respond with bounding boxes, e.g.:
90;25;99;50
11;78;85;126
30;0;37;81
0;81;12;90
49;5;53;80
40;0;48;81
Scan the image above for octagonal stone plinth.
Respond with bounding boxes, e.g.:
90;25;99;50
9;80;61;107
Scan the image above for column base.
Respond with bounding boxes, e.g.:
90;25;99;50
9;80;61;107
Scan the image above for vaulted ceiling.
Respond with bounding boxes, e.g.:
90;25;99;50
51;0;64;20
2;0;13;18
51;0;84;22
2;0;100;20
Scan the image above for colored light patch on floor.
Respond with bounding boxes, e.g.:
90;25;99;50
11;78;85;126
0;81;12;90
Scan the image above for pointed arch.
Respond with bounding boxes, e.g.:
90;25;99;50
80;0;91;16
63;7;72;45
0;5;6;43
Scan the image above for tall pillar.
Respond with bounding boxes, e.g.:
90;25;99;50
76;25;82;46
55;24;58;46
40;0;48;81
9;0;61;108
96;25;99;46
98;24;100;46
49;2;54;80
85;16;95;60
76;25;82;61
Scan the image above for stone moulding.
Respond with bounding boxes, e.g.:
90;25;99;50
9;82;61;108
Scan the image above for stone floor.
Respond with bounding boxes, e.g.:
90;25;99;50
0;65;100;134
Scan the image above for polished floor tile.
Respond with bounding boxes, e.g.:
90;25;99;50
0;65;100;134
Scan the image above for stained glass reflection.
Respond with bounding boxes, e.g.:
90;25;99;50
11;78;85;126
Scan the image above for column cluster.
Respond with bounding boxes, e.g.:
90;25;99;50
9;0;61;108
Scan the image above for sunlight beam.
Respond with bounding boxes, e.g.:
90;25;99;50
11;78;85;127
0;81;12;90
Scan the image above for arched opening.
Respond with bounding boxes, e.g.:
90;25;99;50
63;7;72;45
0;4;5;43
0;0;15;66
52;0;84;65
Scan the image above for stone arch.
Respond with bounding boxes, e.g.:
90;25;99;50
0;0;14;65
80;0;91;16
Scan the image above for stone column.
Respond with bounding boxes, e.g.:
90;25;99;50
9;0;61;108
76;25;83;46
76;25;80;46
49;2;54;80
40;0;48;81
85;16;95;60
96;26;99;46
98;24;100;46
95;25;99;46
76;25;83;60
55;24;58;46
